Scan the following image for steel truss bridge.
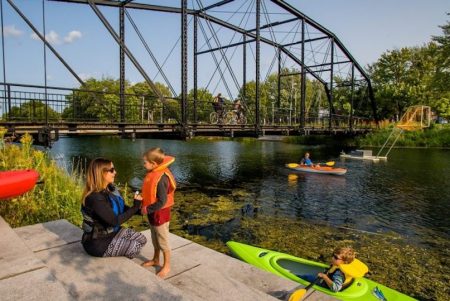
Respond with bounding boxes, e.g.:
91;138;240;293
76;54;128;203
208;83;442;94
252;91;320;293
0;0;378;145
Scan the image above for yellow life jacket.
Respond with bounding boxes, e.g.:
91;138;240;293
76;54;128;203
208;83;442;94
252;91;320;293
328;258;369;287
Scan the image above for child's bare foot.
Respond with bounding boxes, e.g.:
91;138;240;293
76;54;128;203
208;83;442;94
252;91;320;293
142;259;159;267
156;266;170;278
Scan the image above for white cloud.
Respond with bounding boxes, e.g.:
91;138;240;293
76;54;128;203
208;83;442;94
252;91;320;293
2;25;23;37
31;30;61;45
63;30;82;43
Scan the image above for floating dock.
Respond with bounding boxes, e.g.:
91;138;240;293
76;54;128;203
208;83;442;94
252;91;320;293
340;150;387;162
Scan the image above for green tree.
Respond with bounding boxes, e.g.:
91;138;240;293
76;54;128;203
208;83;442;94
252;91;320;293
62;78;175;123
368;17;450;121
431;15;450;118
6;100;60;121
63;78;122;122
187;88;213;123
129;82;173;123
368;44;439;120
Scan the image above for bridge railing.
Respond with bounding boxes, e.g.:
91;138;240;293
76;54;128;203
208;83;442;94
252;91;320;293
1;83;376;130
0;83;176;124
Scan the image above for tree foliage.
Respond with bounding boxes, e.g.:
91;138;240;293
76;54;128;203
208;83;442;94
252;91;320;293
369;17;450;120
5;100;60;121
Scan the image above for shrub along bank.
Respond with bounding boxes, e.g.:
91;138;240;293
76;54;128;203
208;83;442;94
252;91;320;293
356;124;450;148
0;129;83;227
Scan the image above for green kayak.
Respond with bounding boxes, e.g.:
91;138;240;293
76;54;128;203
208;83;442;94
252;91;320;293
227;241;416;301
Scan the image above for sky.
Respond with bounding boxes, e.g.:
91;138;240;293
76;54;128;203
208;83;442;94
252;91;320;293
0;0;448;97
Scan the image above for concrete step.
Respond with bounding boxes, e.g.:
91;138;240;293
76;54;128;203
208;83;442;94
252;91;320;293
15;220;197;301
0;217;74;301
13;219;337;301
15;220;286;300
133;230;300;301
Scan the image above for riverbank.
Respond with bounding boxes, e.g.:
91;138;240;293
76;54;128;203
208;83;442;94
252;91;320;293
0;130;83;227
356;123;450;148
282;123;450;149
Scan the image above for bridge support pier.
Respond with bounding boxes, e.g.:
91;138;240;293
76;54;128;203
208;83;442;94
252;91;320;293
37;127;59;147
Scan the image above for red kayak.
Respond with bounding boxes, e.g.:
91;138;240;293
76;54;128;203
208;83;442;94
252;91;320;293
0;170;40;200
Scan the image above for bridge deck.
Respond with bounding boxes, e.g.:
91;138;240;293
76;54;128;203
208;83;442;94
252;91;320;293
1;121;373;143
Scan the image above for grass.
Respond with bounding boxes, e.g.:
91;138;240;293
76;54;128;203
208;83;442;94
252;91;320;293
0;128;84;227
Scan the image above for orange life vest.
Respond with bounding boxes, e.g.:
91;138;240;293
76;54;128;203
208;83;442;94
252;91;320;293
142;156;176;209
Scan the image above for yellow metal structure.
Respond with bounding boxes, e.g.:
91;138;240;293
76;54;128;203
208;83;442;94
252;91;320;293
376;105;431;158
396;105;431;131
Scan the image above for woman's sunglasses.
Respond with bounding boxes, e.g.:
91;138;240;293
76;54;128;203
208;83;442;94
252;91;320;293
105;167;116;173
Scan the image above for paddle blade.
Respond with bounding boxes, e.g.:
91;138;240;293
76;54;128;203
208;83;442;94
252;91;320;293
286;163;299;168
325;161;335;166
288;288;307;301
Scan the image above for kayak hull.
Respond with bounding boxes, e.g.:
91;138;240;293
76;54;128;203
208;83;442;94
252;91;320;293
286;164;347;175
0;170;39;200
226;241;416;301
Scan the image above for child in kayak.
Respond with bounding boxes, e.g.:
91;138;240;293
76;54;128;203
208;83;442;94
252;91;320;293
300;246;356;292
300;152;319;167
135;147;177;278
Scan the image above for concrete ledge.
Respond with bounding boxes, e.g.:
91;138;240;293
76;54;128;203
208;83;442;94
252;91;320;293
15;219;82;252
13;219;337;301
0;267;75;301
135;230;299;300
0;217;45;280
35;243;196;301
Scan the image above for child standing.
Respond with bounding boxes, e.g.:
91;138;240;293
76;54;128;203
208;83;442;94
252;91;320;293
136;147;176;278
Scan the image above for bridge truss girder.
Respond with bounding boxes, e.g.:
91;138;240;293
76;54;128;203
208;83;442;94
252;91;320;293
7;0;378;133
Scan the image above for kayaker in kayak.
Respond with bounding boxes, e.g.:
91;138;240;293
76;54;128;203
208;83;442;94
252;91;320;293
300;247;356;292
300;152;319;167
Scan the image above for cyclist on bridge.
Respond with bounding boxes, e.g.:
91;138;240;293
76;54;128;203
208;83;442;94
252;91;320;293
233;98;244;120
213;93;225;120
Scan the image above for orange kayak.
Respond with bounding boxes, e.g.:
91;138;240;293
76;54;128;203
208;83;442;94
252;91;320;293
286;164;347;175
0;170;40;200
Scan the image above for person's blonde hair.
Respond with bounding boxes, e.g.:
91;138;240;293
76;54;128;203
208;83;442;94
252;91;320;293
81;158;113;205
143;147;165;165
334;247;355;264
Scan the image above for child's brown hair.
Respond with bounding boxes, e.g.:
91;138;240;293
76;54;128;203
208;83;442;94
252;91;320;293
143;147;165;164
334;247;355;264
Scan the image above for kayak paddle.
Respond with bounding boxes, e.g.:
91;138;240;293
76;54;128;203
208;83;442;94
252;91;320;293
288;277;321;301
288;267;330;301
286;161;335;168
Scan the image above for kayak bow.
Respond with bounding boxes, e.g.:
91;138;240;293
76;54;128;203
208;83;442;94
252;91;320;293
0;169;40;200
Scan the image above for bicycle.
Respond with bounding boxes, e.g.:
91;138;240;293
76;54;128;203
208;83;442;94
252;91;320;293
225;110;247;125
210;102;226;124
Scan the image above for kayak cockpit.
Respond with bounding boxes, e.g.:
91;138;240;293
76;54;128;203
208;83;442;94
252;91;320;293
271;256;369;298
